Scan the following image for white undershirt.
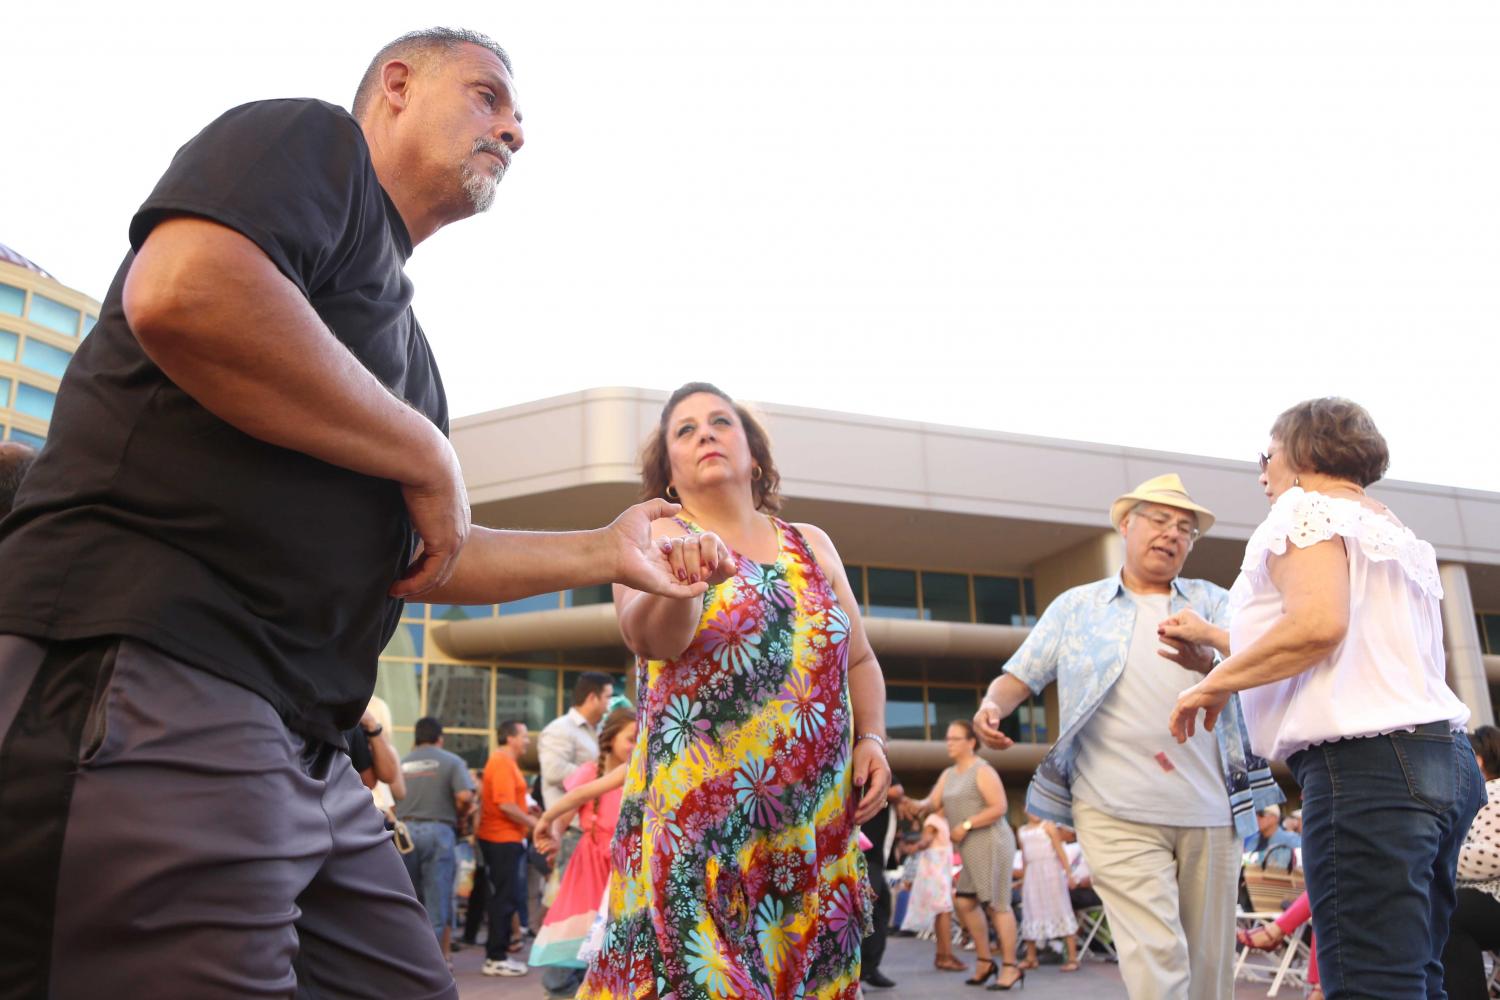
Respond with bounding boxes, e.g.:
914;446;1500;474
1072;591;1231;828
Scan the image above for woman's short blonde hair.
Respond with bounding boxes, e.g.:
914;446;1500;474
1271;397;1390;487
639;382;782;513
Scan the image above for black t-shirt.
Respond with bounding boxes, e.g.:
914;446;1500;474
0;99;447;744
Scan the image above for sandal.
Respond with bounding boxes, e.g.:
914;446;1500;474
987;964;1025;991
1059;961;1080;972
1236;924;1284;951
964;958;998;986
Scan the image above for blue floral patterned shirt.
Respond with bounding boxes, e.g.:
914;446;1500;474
1004;574;1282;839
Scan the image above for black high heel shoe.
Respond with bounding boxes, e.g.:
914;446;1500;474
965;958;998;986
987;963;1026;991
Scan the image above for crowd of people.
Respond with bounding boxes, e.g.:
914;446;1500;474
0;22;1491;1000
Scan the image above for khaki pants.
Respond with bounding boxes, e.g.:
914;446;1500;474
1072;800;1238;1000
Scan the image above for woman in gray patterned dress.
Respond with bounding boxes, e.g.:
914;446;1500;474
906;720;1023;990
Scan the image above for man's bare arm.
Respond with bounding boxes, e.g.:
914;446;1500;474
123;217;467;596
420;499;708;605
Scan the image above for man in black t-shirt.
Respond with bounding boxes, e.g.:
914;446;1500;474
0;27;705;999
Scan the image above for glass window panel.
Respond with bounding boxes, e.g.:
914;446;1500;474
886;684;927;740
1017;696;1048;743
997;705;1023;744
566;584;614;607
429;603;492;621
376;660;424;752
921;572;971;623
867;568;918;620
440;732;491;771
928;687;979;737
845;566;865;609
0;377;10;408
378;622;423;659
500;592;562;615
0;284;23;317
29;294;80;336
495;667;558;733
1024;579;1039;624
974;576;1024;626
561;668;627;713
1481;613;1500;656
0;329;17;362
82;314;97;336
403;602;429;621
426;663;492;732
8;428;45;448
13;383;55;421
21;338;71;378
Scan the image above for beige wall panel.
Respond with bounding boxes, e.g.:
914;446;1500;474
771;415;927;494
1456;496;1500;555
923;432;1123;515
455;403;585;498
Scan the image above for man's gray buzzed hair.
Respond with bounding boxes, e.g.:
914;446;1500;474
351;27;512;120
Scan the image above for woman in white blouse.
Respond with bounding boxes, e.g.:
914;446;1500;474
1165;397;1484;999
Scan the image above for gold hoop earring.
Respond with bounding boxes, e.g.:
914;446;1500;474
666;484;679;500
752;464;763;482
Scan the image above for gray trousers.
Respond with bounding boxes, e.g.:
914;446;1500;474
0;634;456;999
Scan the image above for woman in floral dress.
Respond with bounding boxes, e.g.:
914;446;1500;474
578;382;891;1000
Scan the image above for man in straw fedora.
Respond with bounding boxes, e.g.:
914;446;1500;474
974;474;1281;1000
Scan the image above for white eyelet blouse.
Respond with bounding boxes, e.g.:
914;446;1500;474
1227;488;1470;762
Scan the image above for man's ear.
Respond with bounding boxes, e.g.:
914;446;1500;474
380;59;415;112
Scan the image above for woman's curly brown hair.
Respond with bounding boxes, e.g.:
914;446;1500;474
1270;397;1390;488
639;382;782;513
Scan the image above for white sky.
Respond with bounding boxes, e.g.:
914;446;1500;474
7;1;1499;492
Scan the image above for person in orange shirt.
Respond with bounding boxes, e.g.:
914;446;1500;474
477;720;537;977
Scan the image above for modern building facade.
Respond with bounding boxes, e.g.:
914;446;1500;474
376;387;1500;809
0;243;98;446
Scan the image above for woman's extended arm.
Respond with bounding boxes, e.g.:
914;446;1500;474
532;764;627;860
613;526;737;661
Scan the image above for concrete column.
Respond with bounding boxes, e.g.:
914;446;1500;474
1439;563;1496;729
1031;530;1124;742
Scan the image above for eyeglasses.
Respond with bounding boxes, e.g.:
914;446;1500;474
1258;450;1276;473
1135;509;1200;541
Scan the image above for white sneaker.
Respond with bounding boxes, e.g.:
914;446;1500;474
481;958;529;977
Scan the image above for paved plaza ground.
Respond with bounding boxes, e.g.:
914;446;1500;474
451;933;1283;999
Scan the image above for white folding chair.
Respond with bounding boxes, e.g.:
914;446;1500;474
1075;905;1116;961
1234;912;1311;997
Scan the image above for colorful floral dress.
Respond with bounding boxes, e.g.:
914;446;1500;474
578;517;868;1000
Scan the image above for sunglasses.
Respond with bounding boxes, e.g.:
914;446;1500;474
1258;451;1276;473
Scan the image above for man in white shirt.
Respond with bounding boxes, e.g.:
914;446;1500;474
975;475;1282;1000
537;672;614;811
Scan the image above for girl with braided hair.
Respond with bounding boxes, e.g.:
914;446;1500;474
529;707;638;972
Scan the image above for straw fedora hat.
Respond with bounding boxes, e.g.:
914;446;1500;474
1109;473;1216;536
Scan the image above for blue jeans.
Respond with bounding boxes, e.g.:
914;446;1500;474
402;821;457;940
1289;723;1486;999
